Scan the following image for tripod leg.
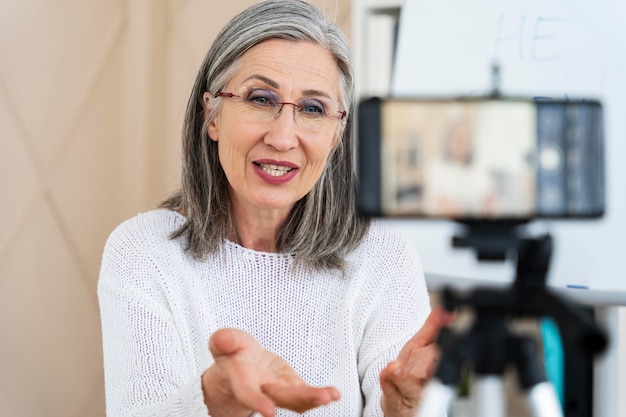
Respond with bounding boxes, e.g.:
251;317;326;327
527;382;563;417
416;379;456;417
417;327;469;417
513;335;564;417
473;375;505;417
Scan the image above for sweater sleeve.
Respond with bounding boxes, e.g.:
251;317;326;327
97;224;210;417
356;228;432;417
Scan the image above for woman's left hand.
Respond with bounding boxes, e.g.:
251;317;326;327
379;306;456;417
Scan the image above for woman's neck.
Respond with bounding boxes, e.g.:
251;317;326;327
229;204;292;253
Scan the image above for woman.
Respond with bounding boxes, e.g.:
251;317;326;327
98;1;453;416
422;118;497;218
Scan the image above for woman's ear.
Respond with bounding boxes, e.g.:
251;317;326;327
208;118;219;143
203;92;219;142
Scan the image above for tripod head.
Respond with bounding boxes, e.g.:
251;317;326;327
449;220;606;349
422;220;608;417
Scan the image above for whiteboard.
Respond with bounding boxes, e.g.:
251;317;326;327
389;0;626;298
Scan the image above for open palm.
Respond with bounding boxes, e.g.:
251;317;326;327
204;328;340;417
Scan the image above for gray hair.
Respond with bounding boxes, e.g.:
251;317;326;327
161;0;369;270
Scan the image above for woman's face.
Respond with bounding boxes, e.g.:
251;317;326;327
207;39;342;219
448;124;473;163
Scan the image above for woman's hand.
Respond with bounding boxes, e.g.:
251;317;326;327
379;307;456;417
202;328;340;417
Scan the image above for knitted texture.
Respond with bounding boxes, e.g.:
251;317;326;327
98;209;431;417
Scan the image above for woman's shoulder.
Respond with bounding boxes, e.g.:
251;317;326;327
99;209;187;291
98;209;185;303
346;220;427;307
104;208;185;252
352;220;421;264
362;220;414;246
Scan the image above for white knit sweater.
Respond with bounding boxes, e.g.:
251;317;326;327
98;209;431;417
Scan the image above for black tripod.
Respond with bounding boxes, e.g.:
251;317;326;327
417;221;608;417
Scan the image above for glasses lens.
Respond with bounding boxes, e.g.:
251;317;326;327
223;88;344;134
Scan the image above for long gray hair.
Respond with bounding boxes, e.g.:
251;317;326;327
161;0;369;270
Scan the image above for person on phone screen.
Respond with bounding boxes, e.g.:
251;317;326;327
423;118;498;218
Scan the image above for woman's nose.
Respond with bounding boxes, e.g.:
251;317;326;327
263;104;300;151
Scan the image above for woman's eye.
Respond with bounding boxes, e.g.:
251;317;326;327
299;99;325;115
248;89;278;106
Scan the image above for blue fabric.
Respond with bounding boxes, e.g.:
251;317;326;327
540;317;564;409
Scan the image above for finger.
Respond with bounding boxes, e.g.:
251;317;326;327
261;384;340;414
441;306;457;325
380;361;424;412
208;330;277;416
380;361;403;397
209;328;251;358
211;361;278;417
210;379;272;417
233;386;277;417
400;307;455;356
402;343;441;379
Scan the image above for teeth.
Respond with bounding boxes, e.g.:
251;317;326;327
259;163;293;177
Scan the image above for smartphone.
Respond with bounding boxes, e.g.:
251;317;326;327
357;96;604;220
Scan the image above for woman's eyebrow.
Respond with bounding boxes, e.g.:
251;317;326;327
302;89;331;99
243;74;279;88
243;74;332;99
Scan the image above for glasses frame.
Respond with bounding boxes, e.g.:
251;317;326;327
214;91;347;122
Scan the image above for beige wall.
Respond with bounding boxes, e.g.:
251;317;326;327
0;1;351;416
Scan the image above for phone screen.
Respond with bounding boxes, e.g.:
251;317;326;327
357;97;604;220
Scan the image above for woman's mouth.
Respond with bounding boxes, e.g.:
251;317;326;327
253;161;299;184
257;163;294;177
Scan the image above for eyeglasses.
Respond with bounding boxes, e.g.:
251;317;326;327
212;88;346;135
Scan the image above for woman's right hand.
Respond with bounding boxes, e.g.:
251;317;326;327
202;328;340;417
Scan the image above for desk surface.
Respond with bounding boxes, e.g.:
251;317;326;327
426;273;626;307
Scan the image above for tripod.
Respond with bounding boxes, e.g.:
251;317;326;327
416;221;607;417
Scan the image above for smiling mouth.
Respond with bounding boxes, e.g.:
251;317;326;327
255;163;294;177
